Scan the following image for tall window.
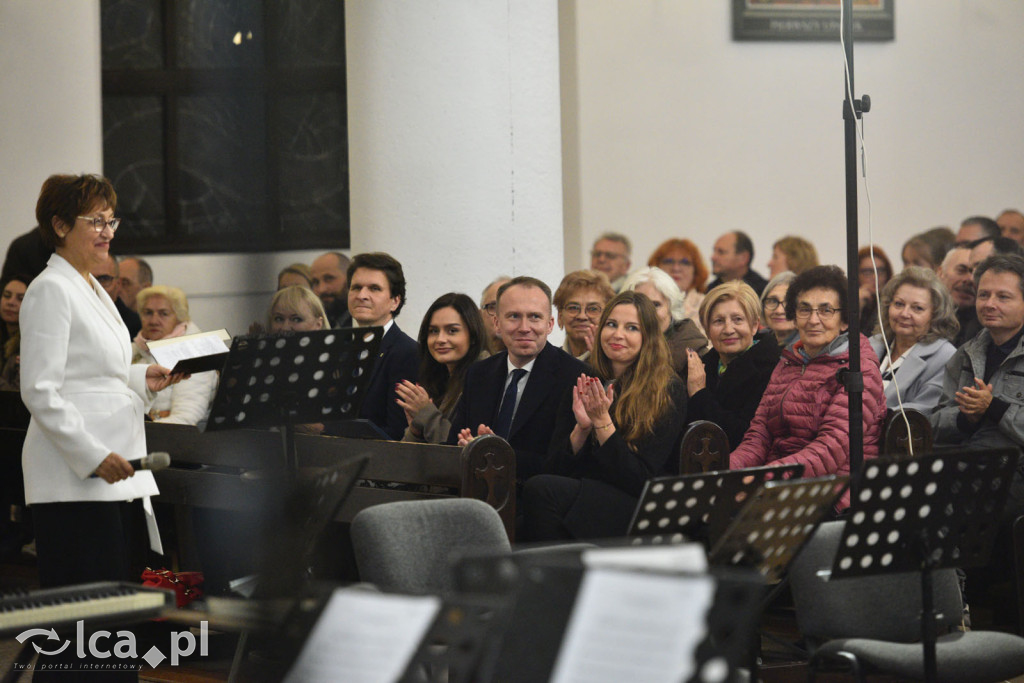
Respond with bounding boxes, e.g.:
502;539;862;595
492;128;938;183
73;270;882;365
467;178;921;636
101;0;349;254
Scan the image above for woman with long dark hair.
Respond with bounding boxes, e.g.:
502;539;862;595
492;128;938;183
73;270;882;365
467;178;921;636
523;290;688;540
397;292;489;443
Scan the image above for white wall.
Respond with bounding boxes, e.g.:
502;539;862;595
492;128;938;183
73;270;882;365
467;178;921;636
562;1;1024;277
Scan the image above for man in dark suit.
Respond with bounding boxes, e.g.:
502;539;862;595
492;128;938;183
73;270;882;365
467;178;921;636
451;276;588;482
341;252;418;440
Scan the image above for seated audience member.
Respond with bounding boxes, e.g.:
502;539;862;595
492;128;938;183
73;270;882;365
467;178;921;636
1;227;51;283
0;275;30;390
955;215;1000;245
553;270;615;361
398;293;489;443
310;251;352;327
480;276;511;353
277;262;312;290
869;266;958;415
761;271;799;347
858;245;894;336
767;235;819;277
333;252;418;440
91;255;140;338
686;282;781;449
451;276;587;483
118;255;152;313
523;290;687;541
268;285;329;332
132;286;218;427
707;230;768;295
589;232;632;292
939;245;981;346
998;209;1024;246
969;236;1024;272
902;227;954;271
647;238;709;322
621;267;709;374
931;254;1024;523
730;265;886;511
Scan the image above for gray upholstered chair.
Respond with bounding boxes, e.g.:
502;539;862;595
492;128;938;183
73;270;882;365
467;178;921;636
789;520;1024;682
350;497;511;594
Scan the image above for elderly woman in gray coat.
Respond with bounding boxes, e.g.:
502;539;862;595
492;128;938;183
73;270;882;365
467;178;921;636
869;266;959;416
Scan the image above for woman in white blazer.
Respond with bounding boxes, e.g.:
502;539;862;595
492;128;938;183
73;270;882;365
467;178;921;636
868;266;959;416
20;175;179;595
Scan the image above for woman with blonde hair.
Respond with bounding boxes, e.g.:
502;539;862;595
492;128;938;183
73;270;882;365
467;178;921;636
133;285;218;426
522;290;689;540
647;238;709;321
767;235;819;277
686;281;781;449
267;285;330;332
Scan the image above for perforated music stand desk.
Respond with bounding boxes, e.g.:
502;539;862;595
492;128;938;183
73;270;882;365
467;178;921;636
205;327;382;473
828;449;1018;683
627;464;804;549
708;475;850;582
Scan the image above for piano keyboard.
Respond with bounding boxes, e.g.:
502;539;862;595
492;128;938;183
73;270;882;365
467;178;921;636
0;582;175;637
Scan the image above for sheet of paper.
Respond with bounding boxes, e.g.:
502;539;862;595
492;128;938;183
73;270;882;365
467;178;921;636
582;543;707;573
550;568;714;683
284;589;441;683
147;329;230;369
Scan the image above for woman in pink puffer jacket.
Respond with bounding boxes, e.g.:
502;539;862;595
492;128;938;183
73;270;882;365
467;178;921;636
729;265;886;510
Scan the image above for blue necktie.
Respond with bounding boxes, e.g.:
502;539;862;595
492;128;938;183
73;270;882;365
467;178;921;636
493;369;527;439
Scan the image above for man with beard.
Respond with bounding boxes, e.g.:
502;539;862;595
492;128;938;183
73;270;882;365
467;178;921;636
310;251;352;327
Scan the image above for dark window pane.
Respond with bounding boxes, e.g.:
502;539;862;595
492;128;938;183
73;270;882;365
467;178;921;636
177;95;267;239
102;0;164;69
176;0;263;68
267;0;345;68
274;93;349;242
103;96;166;240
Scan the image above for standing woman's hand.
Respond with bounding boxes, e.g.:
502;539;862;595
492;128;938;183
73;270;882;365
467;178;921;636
146;364;186;392
94;452;135;483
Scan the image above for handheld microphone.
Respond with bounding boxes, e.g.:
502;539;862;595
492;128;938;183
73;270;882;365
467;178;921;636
128;452;171;472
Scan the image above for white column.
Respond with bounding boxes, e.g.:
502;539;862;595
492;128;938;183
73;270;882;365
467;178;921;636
345;0;565;328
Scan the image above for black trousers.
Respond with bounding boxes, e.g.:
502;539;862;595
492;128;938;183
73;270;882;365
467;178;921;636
522;474;638;542
30;501;140;682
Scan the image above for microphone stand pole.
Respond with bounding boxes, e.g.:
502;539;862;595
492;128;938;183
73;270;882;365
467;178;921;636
841;0;870;495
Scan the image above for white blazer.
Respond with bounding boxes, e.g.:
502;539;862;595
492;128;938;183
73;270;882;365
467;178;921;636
20;253;159;504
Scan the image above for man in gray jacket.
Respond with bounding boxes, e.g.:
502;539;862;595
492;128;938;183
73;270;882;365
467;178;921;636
932;253;1024;521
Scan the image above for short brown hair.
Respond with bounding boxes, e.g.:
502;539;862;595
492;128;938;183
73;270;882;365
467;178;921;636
553;270;614;310
35;174;117;249
772;236;819;274
346;252;407;317
496;276;553;308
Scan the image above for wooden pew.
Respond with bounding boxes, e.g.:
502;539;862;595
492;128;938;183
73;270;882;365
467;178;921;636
144;423;516;540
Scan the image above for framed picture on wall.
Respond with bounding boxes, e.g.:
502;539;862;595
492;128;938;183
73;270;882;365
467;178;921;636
733;0;895;42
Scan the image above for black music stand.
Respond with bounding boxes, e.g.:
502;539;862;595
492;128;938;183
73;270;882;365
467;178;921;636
627;464;804;549
205;328;381;474
709;475;850;582
829;450;1019;683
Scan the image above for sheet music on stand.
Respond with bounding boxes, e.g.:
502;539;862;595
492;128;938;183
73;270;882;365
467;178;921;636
453;549;763;683
828;450;1019;683
709;475;850;582
627;464;804;548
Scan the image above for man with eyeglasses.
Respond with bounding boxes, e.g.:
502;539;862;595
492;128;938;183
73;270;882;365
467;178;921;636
589;233;632;292
480;276;511;353
553;270;615;361
89;255;140;339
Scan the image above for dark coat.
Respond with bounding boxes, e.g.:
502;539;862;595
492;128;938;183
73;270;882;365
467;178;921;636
687;330;781;450
449;342;588;481
541;377;689;537
355;322;419;440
